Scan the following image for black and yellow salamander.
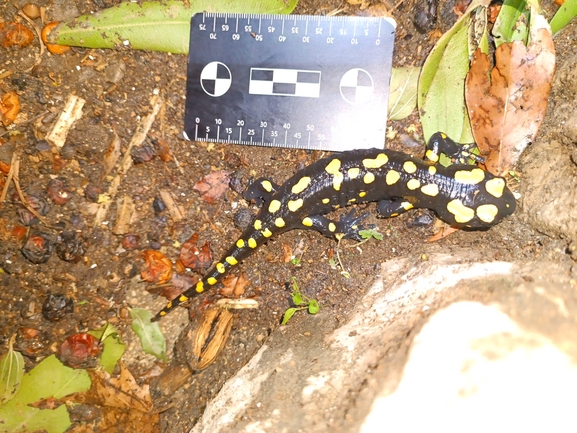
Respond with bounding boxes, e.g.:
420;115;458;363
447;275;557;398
152;133;515;321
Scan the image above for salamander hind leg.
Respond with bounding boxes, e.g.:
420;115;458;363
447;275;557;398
243;177;280;207
300;210;372;241
377;198;414;218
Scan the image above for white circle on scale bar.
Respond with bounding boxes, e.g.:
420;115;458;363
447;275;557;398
200;61;232;97
339;68;374;104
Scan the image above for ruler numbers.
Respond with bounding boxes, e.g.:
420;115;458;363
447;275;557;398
184;13;396;151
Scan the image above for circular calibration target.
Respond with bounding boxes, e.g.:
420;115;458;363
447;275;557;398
339;68;374;104
200;61;232;97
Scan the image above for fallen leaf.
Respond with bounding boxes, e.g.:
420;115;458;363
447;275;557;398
220;272;250;297
129;308;167;361
179;233;212;270
465;13;555;175
102;133;121;176
156;138;173;162
193;170;231;204
59;363;160;432
140;250;172;284
57;333;101;369
0;22;34;49
0;92;21;126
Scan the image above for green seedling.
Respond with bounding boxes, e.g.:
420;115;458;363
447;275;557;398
282;278;320;325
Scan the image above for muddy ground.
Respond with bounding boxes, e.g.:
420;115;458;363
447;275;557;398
1;0;575;431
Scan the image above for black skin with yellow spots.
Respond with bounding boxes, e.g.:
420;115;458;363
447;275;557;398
152;132;516;321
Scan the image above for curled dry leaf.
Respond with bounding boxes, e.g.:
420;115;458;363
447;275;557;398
57;333;101;369
0;92;21;126
465;14;555;175
41;22;70;54
141;250;172;284
186;307;234;371
0;22;34;49
193;170;231;204
220;272;250;297
179;233;212;270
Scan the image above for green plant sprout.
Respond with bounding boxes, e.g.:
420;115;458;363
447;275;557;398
282;278;320;325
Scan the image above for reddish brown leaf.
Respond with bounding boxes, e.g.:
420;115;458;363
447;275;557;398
193;170;231;204
465;16;555;175
180;233;212;270
156;138;173;162
0;160;10;174
57;333;101;369
141;250;172;284
220;272;250;297
0;92;21;126
282;243;293;263
0;22;34;49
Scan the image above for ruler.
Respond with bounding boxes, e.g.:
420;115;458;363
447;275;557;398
184;13;396;151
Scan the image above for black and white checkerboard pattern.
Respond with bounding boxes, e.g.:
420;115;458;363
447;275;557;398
249;68;321;98
200;61;232;97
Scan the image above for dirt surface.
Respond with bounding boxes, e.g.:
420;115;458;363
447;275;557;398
0;0;574;431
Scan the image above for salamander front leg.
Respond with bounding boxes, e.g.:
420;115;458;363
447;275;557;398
425;132;485;164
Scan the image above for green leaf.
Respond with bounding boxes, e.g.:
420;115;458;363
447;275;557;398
551;0;577;35
290;278;304;305
308;299;320;314
0;355;91;433
359;228;383;240
0;337;24;405
493;0;530;47
88;323;126;374
388;67;420;121
48;0;298;54
281;308;297;325
130;308;168;362
418;0;489;144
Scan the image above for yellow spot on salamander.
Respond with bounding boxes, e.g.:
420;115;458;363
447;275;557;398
166;301;173;309
348;198;356;203
275;217;285;227
407;178;420;190
288;198;304;212
441;132;447;138
447;199;475;223
403;161;417;174
248;238;257;248
302;217;313;227
262;228;273;237
335;233;344;241
291;176;311;194
216;262;226;273
322;198;330;204
207;277;217;285
386;170;400;185
226;256;238;265
195;281;204;293
261;180;273;192
485;177;505;198
425;149;439;163
236;239;245;248
325;158;344;191
402;202;414;210
159;311;166;316
254;219;262;230
348;167;360;179
454;168;485;185
363;172;375;184
328;222;336;232
358;191;367;198
363;153;389;169
421;183;439;196
268;199;281;213
428;165;437;175
179;294;189;302
476;204;499;223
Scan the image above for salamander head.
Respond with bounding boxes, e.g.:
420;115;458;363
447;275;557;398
443;167;516;229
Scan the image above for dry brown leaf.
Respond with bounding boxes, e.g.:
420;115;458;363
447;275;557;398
102;133;121;177
193;170;231;204
220;272;250;297
0;22;34;49
0;92;21;126
179;233;212;270
141;250;172;284
62;363;159;433
465;14;555;175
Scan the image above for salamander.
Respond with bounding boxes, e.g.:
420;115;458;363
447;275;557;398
152;133;516;321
